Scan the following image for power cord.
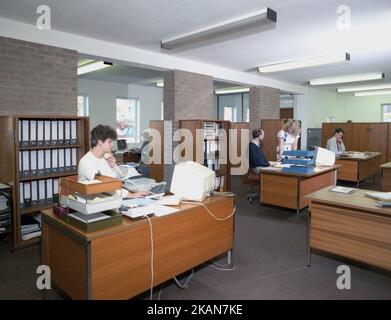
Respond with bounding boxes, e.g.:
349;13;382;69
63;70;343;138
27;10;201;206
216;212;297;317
182;201;236;221
173;269;194;289
145;215;154;300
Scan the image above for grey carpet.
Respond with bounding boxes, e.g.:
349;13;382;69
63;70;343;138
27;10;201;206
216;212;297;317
0;176;390;300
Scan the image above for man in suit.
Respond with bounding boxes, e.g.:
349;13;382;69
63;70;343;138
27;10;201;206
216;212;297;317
326;128;346;155
249;128;270;174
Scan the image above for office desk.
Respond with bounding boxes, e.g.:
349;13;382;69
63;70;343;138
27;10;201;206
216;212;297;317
336;152;381;187
259;165;339;220
41;196;234;300
306;187;391;271
380;162;391;191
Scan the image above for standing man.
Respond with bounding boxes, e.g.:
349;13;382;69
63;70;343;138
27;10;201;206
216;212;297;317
249;128;270;174
326;128;346;155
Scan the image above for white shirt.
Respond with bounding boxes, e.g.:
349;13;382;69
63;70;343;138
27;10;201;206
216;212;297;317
78;151;121;181
276;129;299;161
326;136;346;155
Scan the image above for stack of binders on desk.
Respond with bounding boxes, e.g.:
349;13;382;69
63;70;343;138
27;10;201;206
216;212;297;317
281;150;316;174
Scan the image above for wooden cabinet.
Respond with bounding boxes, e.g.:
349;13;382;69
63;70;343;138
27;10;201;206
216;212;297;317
321;123;353;150
323;122;388;164
148;120;165;182
0;116;89;250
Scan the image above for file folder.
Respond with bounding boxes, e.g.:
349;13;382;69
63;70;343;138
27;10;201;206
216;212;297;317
64;121;71;145
22;151;30;177
31;181;38;206
37;121;44;147
72;148;77;171
45;149;51;175
30;150;38;176
53;179;59;195
44;120;51;146
18;120;22;147
38;180;46;204
71;120;77;144
58;149;65;172
19;182;24;208
65;148;71;171
18;151;22;177
46;179;53;202
24;182;31;207
30;120;37;147
22;120;29;147
51;149;58;173
58;120;64;145
51;120;58;145
37;150;45;176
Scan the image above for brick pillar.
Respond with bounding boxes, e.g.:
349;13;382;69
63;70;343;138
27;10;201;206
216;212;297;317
249;86;280;132
0;36;77;116
162;70;214;184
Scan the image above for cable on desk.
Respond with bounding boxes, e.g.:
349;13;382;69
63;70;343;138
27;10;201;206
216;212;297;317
145;215;154;300
182;201;236;221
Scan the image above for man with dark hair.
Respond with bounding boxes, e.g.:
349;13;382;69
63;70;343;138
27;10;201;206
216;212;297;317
249;128;270;174
78;124;149;198
326;128;346;155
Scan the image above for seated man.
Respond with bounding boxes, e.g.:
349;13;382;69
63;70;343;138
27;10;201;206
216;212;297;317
326;128;346;155
249;128;270;175
78;124;149;198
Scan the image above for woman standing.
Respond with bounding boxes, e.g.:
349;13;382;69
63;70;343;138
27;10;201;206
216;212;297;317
276;119;301;161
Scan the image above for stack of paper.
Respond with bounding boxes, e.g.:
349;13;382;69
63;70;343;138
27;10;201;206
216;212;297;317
365;192;391;201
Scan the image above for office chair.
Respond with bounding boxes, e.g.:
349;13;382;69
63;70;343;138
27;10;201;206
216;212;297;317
243;169;260;204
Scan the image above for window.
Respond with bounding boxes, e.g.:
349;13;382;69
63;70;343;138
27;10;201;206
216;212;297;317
116;98;140;143
382;104;391;122
224;106;237;122
77;95;89;116
161;101;164;120
246;108;250;122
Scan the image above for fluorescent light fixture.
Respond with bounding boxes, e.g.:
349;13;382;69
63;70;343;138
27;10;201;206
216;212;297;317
155;81;164;88
77;61;113;75
338;83;391;93
309;72;384;86
161;8;277;50
257;53;350;73
354;90;391;97
215;87;249;94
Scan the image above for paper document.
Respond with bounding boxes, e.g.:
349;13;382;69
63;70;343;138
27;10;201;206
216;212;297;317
365;192;391;202
121;197;155;208
118;166;141;180
329;186;357;194
78;180;102;185
122;204;178;219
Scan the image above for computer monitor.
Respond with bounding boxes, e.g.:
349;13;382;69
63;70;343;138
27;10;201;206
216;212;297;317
315;147;335;166
117;139;127;150
170;161;215;201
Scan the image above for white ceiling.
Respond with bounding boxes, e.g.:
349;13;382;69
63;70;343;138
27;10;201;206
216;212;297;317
1;0;391;90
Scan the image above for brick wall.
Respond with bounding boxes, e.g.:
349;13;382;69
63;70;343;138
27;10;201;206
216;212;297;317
163;70;213;120
249;86;280;132
0;36;77;116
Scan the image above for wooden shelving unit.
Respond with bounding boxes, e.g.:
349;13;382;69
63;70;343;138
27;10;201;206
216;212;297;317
0;115;89;250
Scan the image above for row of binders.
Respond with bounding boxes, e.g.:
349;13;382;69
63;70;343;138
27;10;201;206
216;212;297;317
18;119;79;147
19;178;59;208
215;176;225;192
19;148;78;177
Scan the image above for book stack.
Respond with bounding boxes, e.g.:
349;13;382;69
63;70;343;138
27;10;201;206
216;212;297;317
0;184;11;241
20;215;41;241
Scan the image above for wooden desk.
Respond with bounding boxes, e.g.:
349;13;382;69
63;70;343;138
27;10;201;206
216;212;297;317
259;165;339;220
41;196;234;300
380;162;391;191
306;187;391;271
336;152;381;187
